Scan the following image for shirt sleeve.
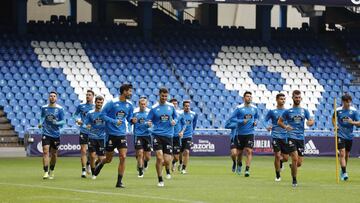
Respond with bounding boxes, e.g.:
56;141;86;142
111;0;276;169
72;105;80;120
147;108;154;121
264;110;271;122
280;110;288;121
254;107;259;121
305;109;311;120
193;113;198;130
101;101;118;124
172;106;178;124
126;104;134;123
84;113;91;126
56;108;65;126
229;108;244;124
39;107;45;124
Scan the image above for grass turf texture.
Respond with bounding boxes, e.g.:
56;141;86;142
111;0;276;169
0;156;359;203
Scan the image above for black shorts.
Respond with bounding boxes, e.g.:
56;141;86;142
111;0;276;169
287;138;304;157
237;134;254;150
79;133;89;145
272;138;289;154
173;137;181;155
153;135;173;155
135;136;152;152
181;137;193;152
42;135;60;150
88;139;105;156
338;137;353;152
105;135;127;152
230;135;240;149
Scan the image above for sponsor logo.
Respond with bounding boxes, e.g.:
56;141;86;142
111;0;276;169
304;140;319;155
37;141;80;153
192;139;215;152
254;139;270;148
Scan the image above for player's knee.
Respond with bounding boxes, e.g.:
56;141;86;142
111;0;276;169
282;156;289;162
119;154;126;161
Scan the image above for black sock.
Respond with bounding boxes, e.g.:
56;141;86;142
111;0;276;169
280;160;283;168
87;160;90;166
166;168;170;175
95;159;100;165
238;161;243;167
276;171;280;178
179;160;183;165
50;165;55;171
172;160;176;165
158;176;163;182
292;176;297;182
82;167;86;172
182;165;186;170
245;166;249;171
342;167;346;174
139;167;143;175
232;160;236;165
43;166;49;172
91;168;95;175
117;174;123;183
144;160;148;168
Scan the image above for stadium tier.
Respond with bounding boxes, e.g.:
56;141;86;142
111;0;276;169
0;23;359;138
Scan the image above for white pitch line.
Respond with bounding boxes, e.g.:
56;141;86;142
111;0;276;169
0;182;205;203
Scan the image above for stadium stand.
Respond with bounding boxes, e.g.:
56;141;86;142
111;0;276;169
0;21;359;140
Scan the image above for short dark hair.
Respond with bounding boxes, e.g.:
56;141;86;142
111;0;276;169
87;89;95;96
292;90;301;97
120;84;133;94
276;93;285;100
183;100;191;106
159;88;168;94
243;91;252;97
169;98;178;103
49;91;57;96
95;95;104;102
341;93;352;102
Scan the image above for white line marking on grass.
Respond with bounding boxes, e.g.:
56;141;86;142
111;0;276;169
0;182;204;203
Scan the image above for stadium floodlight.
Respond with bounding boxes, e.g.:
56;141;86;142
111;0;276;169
37;0;66;6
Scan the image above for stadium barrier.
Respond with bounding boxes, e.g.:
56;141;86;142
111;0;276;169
24;132;360;157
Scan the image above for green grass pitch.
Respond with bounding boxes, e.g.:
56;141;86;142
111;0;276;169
0;156;360;203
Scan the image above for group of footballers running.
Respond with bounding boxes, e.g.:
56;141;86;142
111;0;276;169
225;90;360;187
39;84;197;187
38;83;360;188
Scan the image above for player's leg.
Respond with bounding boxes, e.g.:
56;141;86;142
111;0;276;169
236;149;243;174
116;147;127;187
164;138;173;179
155;149;165;186
230;136;238;172
272;139;281;181
49;147;58;179
80;134;88;178
290;151;298;186
244;147;253;177
274;151;282;181
137;148;144;177
42;143;50;179
181;149;190;174
172;137;180;171
143;138;152;171
89;151;97;179
296;140;304;168
243;135;254;177
181;138;191;174
153;136;165;186
230;148;238;172
94;135;116;176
